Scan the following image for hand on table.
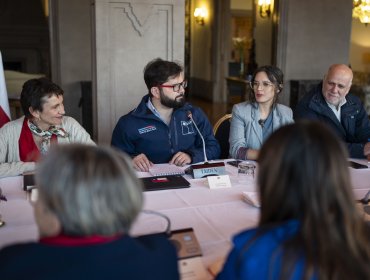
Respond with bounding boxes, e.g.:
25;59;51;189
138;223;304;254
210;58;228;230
169;152;191;166
132;154;153;172
246;149;259;160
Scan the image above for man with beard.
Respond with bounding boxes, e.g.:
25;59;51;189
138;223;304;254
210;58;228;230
111;58;220;171
294;64;370;158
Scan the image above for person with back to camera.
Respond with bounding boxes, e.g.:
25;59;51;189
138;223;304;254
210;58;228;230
294;64;370;159
0;78;94;177
0;144;179;280
111;58;220;172
229;65;293;160
217;121;370;280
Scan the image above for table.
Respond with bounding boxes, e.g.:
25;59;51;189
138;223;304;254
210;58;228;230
132;164;259;267
0;163;259;271
1;160;369;276
0;176;38;247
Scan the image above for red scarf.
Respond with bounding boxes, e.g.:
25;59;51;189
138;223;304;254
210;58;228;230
18;118;57;162
40;233;122;246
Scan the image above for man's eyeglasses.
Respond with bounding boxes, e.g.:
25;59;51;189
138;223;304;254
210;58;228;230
249;81;275;90
157;80;187;92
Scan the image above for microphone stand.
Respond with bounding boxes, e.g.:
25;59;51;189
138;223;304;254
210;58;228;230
188;111;208;163
186;111;225;178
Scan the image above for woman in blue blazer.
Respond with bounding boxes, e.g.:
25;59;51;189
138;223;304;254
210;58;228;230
229;65;293;160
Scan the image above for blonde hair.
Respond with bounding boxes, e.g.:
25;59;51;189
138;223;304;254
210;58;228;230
36;144;143;236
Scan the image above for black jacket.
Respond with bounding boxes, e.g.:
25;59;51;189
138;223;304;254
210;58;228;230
294;83;370;158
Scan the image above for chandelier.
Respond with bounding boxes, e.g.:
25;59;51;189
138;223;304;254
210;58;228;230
353;0;370;25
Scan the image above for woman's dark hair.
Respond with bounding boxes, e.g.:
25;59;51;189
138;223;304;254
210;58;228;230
256;121;370;279
20;78;64;118
249;65;284;105
143;58;183;96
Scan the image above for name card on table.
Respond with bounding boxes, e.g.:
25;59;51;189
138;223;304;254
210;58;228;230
188;162;226;179
207;175;231;189
169;228;210;280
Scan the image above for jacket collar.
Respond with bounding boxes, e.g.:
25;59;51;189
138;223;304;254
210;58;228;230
131;94;193;118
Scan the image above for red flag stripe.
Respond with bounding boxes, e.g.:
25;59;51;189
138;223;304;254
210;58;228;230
0;105;10;128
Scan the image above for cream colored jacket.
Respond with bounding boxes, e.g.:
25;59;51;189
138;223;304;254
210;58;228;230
0;116;95;177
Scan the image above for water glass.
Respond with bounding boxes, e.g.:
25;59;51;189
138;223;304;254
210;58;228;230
238;161;256;181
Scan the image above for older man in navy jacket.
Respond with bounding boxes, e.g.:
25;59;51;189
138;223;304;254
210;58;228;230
294;64;370;159
112;58;220;171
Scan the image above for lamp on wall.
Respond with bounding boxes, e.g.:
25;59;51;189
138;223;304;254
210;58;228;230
258;0;272;18
194;7;206;26
353;0;370;26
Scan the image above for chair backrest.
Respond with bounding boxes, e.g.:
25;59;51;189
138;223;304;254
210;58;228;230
213;114;232;159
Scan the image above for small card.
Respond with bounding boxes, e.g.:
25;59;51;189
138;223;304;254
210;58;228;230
30;188;38;202
179;256;211;280
242;191;260;207
207;175;231;189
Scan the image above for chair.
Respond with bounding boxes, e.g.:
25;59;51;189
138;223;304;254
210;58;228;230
213;114;232;159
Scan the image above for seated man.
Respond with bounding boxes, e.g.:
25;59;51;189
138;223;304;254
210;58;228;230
0;144;179;279
111;58;220;171
294;64;370;159
0;78;94;177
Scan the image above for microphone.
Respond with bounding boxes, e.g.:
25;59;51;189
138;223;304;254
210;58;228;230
185;110;226;179
187;111;208;162
258;119;265;128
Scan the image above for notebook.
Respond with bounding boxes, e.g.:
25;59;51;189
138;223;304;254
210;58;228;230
141;175;190;191
149;164;186;176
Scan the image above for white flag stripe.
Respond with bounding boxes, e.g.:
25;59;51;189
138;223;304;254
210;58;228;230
0;51;11;118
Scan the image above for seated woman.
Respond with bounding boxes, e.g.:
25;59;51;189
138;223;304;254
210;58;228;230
0;144;179;279
217;121;370;279
229;65;293;160
0;78;94;177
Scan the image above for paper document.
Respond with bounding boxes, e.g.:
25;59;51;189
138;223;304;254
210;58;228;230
242;191;260;208
149;164;185;176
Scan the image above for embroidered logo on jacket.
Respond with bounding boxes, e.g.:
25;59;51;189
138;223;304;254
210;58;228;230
138;125;156;134
181;120;195;135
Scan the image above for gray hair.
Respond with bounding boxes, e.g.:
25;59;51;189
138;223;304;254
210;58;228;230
35;144;143;236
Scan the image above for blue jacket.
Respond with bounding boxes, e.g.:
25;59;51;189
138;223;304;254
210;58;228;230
217;220;317;280
294;83;370;158
111;94;220;163
0;233;179;280
229;102;294;159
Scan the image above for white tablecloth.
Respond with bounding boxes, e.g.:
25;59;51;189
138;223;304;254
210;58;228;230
0;160;369;276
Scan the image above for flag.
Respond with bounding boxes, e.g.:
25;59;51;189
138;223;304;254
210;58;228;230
0;51;10;128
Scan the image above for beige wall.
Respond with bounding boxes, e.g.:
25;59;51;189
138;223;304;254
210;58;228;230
51;0;92;123
254;4;273;67
276;0;352;105
350;19;370;73
190;0;213;81
94;0;185;143
231;0;252;11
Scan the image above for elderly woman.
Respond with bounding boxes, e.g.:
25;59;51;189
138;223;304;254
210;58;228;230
0;144;179;279
218;122;370;279
229;65;293;160
0;78;94;177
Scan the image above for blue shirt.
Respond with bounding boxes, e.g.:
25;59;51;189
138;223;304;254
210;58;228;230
217;220;317;280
